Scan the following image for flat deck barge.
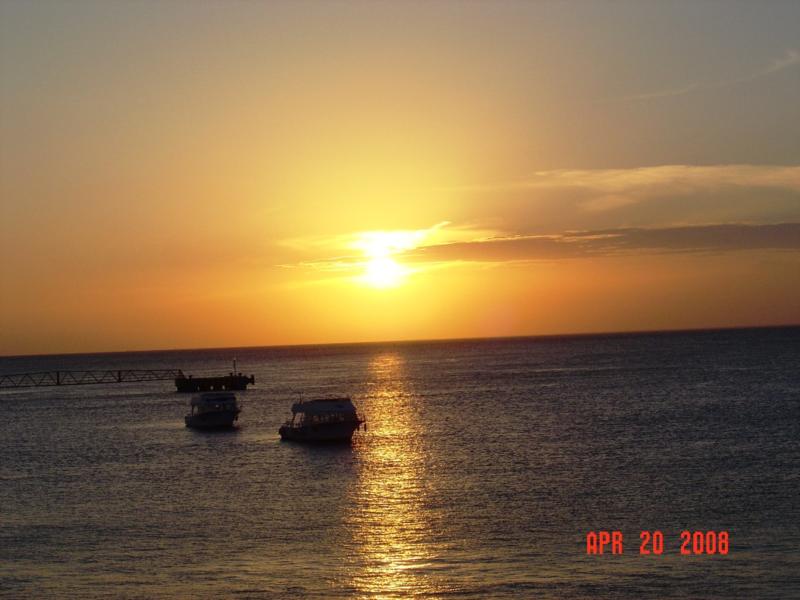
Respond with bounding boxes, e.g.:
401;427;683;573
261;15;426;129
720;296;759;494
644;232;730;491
174;373;255;393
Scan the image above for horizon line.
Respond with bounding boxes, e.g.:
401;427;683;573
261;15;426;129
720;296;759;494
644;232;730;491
2;322;798;361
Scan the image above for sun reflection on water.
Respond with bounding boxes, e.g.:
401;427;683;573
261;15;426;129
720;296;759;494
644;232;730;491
343;353;447;597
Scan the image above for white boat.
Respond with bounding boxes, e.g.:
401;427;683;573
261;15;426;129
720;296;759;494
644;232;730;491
279;397;365;443
185;391;241;429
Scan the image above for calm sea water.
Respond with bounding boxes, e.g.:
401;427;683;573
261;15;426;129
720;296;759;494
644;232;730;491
1;327;798;599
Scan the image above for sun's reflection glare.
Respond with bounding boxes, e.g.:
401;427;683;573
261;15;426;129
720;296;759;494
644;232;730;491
344;353;445;597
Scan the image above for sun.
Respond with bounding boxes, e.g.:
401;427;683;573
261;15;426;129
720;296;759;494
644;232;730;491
352;231;420;289
362;256;409;288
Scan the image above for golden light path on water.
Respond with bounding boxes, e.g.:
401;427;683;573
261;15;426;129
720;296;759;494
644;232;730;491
343;353;449;597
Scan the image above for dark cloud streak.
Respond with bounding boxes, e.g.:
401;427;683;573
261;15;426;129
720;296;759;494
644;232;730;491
412;223;800;263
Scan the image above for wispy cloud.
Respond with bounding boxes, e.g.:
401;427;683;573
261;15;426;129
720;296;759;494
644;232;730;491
446;164;800;192
278;221;500;273
447;164;800;213
623;48;800;101
279;164;800;278
533;164;800;192
766;48;800;74
280;222;452;255
280;221;800;277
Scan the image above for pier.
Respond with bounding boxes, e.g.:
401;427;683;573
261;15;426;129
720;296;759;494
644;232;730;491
0;369;185;389
0;369;256;392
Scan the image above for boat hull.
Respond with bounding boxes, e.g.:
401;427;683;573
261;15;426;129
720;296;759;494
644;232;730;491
279;421;360;443
185;410;239;430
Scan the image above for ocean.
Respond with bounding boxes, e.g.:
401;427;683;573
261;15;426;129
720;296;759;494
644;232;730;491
1;327;798;598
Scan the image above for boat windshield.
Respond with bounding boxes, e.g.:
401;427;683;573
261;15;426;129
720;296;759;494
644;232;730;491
297;412;358;426
194;400;237;414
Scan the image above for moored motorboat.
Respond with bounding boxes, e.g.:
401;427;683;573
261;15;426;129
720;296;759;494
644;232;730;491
279;397;365;443
185;391;241;429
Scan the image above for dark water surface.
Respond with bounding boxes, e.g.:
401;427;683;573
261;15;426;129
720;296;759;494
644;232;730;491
1;327;799;598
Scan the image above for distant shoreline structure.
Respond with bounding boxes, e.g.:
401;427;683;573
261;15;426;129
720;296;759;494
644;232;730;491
2;323;798;360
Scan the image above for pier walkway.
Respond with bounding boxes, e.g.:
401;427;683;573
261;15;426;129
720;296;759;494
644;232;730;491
0;369;186;389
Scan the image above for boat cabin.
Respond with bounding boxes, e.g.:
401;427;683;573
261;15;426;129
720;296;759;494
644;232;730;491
286;397;361;427
189;391;239;416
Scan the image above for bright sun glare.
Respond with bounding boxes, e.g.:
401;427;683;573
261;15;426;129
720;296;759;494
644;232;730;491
363;256;408;288
353;231;424;289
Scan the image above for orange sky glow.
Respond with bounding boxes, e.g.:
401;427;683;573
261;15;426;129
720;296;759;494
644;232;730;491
1;1;799;355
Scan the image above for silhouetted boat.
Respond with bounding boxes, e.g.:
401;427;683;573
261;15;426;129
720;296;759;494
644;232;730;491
279;397;365;443
185;392;241;429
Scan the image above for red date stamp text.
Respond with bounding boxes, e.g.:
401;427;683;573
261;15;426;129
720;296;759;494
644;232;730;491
586;531;730;555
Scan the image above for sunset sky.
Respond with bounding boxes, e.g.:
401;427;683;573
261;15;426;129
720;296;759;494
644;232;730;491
1;1;799;355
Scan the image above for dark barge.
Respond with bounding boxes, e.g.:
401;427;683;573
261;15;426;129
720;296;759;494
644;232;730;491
174;373;255;393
